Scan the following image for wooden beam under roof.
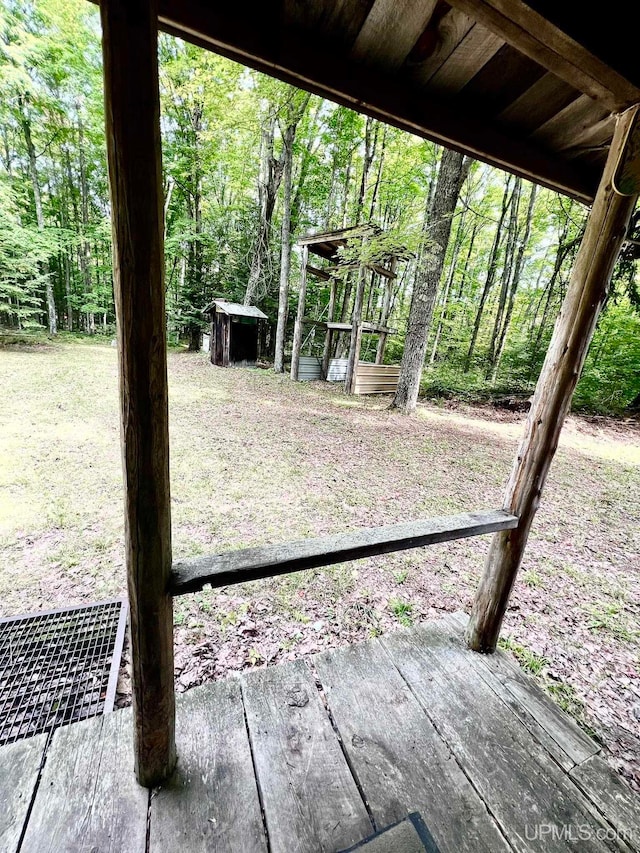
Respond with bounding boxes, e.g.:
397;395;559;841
446;0;640;112
306;264;331;281
154;0;599;203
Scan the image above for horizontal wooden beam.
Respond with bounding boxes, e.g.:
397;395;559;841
170;510;518;595
306;264;332;280
153;0;598;203
446;0;640;112
326;262;397;279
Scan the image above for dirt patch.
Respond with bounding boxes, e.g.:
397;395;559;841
1;343;638;791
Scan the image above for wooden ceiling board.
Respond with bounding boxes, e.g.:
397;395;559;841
351;0;440;69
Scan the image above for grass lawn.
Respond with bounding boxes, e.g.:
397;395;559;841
1;339;639;790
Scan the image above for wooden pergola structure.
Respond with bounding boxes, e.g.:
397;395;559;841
289;225;401;392
12;0;635;839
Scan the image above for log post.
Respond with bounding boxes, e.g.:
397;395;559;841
290;245;308;380
466;106;639;653
100;0;176;785
344;267;366;394
321;277;337;378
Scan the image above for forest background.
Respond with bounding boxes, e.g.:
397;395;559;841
1;0;640;415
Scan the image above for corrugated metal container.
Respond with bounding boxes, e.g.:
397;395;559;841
354;363;400;395
327;358;348;381
298;355;322;381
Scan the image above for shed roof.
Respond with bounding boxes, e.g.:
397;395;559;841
154;0;640;205
204;300;268;319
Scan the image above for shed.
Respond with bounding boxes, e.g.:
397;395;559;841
203;299;268;367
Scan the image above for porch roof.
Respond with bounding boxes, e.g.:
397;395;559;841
152;0;640;204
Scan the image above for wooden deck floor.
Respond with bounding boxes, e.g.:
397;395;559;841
2;614;638;853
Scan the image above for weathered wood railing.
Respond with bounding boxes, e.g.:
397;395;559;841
170;510;518;595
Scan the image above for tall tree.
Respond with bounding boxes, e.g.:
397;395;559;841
273;90;311;372
391;148;471;413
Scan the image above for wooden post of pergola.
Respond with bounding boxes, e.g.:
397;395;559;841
322;276;337;377
290;244;308;381
100;0;176;786
466;105;640;653
375;258;395;364
344;268;366;394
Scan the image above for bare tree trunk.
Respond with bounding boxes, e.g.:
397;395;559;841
464;176;514;371
274;92;311;372
491;184;538;380
486;178;521;373
20;103;57;335
245;112;285;305
391;149;471;413
429;208;466;363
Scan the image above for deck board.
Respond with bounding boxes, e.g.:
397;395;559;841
242;658;372;853
2;616;638;853
21;709;148;853
0;734;47;853
382;622;626;853
150;680;267;853
313;640;511;853
569;753;640;848
445;612;598;770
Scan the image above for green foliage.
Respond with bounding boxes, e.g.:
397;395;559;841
1;0;638;413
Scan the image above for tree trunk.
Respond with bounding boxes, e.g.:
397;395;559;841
245;110;285;305
391;149;471;413
486;178;521;373
274;92;311;372
466;107;639;653
491;184;538;380
20;104;57;335
77;108;94;333
429;207;466;363
464;176;514;371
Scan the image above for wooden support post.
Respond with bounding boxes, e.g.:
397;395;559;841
466;106;640;653
344;267;366;394
290;245;308;381
322;277;337;378
376;261;395;364
100;0;176;786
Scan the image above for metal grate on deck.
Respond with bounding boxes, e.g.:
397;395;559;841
0;599;127;746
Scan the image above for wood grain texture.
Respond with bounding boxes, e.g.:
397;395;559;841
408;6;474;84
428;24;504;96
533;94;610;152
445;613;598;771
498;74;580;135
242;659;372;853
153;0;600;203
100;0;176;786
570;754;640;849
351;0;438;69
383;622;622;853
466;106;639;653
21;710;148;853
171;510;518;594
446;0;640;110
0;735;47;853
150;680;267;853
314;640;509;853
